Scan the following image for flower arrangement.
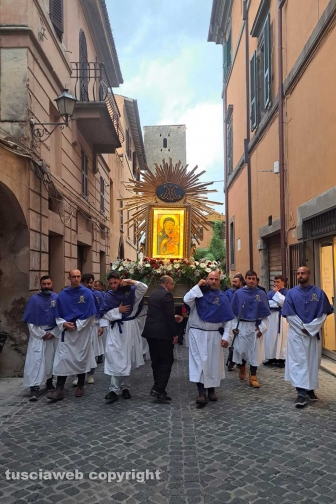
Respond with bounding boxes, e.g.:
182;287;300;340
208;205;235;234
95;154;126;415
108;257;230;289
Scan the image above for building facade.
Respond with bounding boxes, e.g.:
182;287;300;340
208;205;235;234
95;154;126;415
144;124;187;171
109;95;147;262
0;0;124;376
208;0;336;359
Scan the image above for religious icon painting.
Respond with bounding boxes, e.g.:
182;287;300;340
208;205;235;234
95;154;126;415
151;208;185;259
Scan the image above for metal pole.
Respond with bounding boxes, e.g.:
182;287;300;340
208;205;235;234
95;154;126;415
278;2;287;277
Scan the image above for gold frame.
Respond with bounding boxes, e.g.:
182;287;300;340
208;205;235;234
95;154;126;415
146;205;191;259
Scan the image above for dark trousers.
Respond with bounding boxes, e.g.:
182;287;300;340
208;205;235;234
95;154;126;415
147;338;174;394
56;374;85;389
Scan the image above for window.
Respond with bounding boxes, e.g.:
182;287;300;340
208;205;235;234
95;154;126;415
120;198;123;230
81;149;88;197
127;210;131;239
163;138;167;148
132;151;137;178
110;181;113;222
230;219;235;266
223;29;232;81
126;130;132;159
250;52;257;131
79;30;89;101
227;114;233;175
50;0;63;40
100;176;105;213
250;7;272;131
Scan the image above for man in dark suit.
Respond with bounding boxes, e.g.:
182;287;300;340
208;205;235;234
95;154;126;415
142;276;182;401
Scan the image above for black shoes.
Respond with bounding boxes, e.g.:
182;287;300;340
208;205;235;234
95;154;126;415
97;355;104;364
295;396;307;408
29;389;39;402
121;389;131;399
150;389;172;401
263;359;276;366
105;391;119;403
307;390;318;401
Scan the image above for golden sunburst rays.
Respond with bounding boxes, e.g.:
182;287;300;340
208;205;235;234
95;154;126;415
119;158;221;243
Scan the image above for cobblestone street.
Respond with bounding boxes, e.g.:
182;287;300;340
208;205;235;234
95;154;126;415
1;346;336;504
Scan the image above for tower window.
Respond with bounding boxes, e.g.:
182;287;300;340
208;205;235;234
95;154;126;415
163;138;167;148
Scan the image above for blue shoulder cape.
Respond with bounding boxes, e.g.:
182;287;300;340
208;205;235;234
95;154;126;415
22;292;58;327
195;289;234;323
282;285;333;323
231;287;271;320
101;286;137;320
55;285;98;321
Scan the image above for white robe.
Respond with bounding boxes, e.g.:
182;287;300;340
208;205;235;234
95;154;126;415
23;324;60;387
285;314;326;390
91;320;104;358
53;316;97;376
232;317;269;367
184;285;232;388
136;305;150;359
102;282;148;377
264;291;288;360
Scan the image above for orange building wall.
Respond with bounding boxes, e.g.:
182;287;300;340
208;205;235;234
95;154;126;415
227;168;249;273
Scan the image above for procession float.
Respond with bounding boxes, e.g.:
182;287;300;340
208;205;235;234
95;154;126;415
109;159;228;303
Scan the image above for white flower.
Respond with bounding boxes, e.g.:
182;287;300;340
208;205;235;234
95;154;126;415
195;261;199;266
167;265;173;271
190;265;196;269
145;264;151;268
200;263;206;268
112;265;117;270
118;266;124;271
174;264;180;269
129;269;134;274
205;267;211;273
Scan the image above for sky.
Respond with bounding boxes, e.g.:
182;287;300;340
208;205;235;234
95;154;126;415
106;0;224;211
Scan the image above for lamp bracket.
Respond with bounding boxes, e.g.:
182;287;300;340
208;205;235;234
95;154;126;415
30;118;67;143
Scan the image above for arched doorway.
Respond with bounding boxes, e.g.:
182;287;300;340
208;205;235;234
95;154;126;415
0;183;29;377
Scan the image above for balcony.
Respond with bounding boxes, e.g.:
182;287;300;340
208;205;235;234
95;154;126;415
71;62;124;153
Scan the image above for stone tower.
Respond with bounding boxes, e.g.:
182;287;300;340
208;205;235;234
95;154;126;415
144;124;187;171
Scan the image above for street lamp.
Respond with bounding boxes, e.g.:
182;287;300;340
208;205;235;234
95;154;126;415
30;88;77;143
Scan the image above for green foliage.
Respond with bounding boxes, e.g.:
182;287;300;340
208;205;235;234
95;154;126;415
209;221;225;262
194;248;215;262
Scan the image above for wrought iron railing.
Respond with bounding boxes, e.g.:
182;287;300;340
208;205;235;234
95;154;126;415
71;61;124;144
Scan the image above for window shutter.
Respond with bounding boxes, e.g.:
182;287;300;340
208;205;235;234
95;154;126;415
223;42;228;78
250;52;257;131
223;30;232;81
227;30;232;69
263;13;271;108
227;118;233;175
50;0;63;38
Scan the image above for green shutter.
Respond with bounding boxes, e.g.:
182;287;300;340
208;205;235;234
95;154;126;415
227;118;233;175
263;13;271;108
250;52;257;131
223;30;232;81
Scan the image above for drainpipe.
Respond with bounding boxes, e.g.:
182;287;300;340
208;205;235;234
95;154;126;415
243;1;253;270
224;87;229;274
278;0;286;277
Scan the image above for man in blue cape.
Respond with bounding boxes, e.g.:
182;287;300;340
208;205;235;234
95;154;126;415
224;274;245;302
231;270;271;388
101;271;148;403
282;266;333;408
184;270;234;406
263;275;288;368
22;275;60;401
47;269;98;402
78;273;105;385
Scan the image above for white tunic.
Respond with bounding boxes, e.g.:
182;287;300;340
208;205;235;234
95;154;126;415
91;320;104;358
264;291;288;360
184;285;232;388
53;317;97;375
102;282;148;376
23;325;60;387
232;317;269;367
285;314;326;390
136;305;150;357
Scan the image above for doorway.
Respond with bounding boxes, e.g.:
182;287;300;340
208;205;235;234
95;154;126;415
320;239;336;355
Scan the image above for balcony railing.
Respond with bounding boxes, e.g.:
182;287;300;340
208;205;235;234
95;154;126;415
71;61;124;144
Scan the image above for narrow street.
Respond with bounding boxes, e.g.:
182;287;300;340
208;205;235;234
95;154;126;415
1;347;336;504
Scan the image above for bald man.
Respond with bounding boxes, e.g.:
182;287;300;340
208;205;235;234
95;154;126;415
282;267;333;408
47;269;98;402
